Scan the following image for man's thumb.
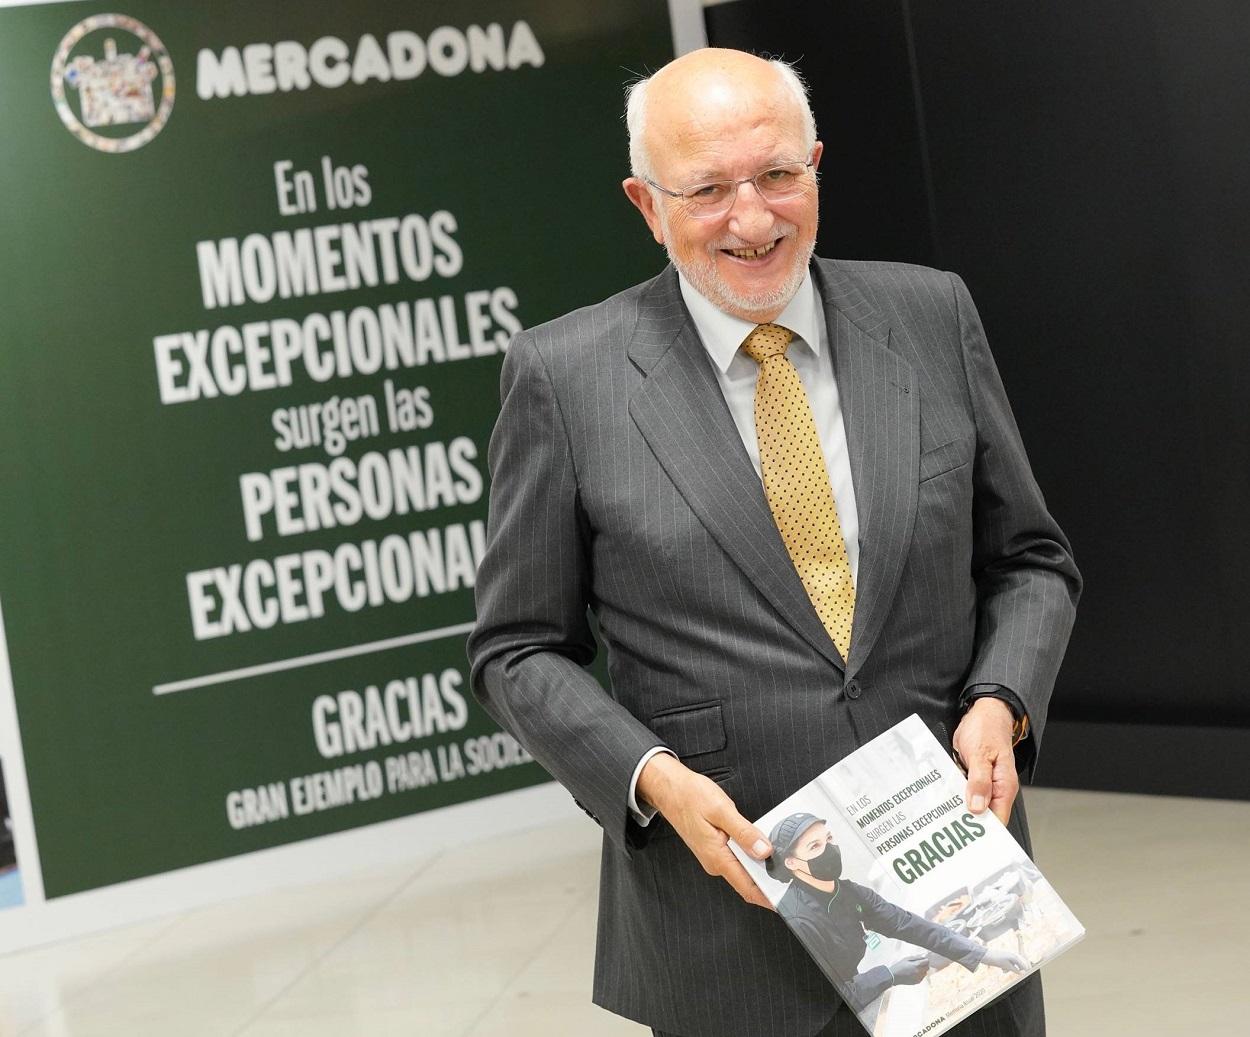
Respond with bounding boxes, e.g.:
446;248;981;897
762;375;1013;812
734;818;771;860
965;757;992;814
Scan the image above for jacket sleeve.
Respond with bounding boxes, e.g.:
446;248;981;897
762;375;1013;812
857;883;985;972
788;913;894;1012
845;965;896;1013
466;330;664;855
950;271;1082;773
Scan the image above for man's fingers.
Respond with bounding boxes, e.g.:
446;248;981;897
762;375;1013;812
719;853;774;910
730;816;772;861
706;794;772;859
988;754;1019;826
989;781;1015;826
686;790;772;908
663;778;773;908
968;750;1020;823
954;698;1018;818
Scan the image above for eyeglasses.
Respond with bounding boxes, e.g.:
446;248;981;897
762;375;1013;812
644;154;818;219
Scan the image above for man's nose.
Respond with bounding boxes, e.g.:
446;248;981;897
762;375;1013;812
726;180;775;239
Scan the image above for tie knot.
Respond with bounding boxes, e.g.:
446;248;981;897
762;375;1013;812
741;323;795;364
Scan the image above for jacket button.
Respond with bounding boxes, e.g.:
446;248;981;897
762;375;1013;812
845;679;861;700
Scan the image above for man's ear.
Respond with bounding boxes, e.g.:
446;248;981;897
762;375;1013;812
622;177;665;245
784;855;800;875
810;140;824;173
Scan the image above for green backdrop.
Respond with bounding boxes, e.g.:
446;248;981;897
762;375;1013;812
0;0;672;898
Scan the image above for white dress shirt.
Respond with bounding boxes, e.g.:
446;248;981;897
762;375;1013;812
627;269;861;824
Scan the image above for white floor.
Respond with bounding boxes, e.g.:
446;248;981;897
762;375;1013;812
0;787;1246;1036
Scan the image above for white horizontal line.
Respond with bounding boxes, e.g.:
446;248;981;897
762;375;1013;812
152;621;476;696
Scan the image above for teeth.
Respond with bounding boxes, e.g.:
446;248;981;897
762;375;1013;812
729;240;777;258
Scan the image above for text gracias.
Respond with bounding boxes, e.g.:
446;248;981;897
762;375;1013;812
225;666;533;830
848;770;989;885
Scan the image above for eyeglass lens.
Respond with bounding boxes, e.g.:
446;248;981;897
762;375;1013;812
683;163;811;216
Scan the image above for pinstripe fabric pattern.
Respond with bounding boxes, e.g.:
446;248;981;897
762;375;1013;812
468;259;1080;1037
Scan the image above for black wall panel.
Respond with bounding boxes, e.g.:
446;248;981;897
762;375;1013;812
707;1;1250;795
707;0;936;264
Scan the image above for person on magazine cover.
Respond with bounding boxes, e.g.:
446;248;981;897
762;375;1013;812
468;45;1080;1037
767;813;1030;1012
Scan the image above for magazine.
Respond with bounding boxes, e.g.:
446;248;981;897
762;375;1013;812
729;714;1084;1037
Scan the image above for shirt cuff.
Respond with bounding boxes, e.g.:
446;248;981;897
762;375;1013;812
627;746;676;826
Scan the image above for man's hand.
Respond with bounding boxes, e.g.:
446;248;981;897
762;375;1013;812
952;697;1019;826
637;752;773;910
981;949;1031;974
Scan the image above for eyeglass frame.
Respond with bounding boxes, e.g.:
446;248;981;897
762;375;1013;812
641;151;819;219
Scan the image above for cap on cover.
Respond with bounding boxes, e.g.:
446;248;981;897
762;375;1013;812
765;811;825;881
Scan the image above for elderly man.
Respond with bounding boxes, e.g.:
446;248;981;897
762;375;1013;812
468;48;1079;1037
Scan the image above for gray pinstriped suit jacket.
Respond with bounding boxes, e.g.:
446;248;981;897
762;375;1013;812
467;258;1080;1037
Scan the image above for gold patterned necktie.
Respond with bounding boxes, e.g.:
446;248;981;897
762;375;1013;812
741;323;856;660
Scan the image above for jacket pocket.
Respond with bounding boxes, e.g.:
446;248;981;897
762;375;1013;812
919;438;972;483
643;704;732;844
650;700;727;761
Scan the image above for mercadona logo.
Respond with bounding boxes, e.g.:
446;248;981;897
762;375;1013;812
50;14;175;153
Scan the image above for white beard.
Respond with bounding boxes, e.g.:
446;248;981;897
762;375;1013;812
659;212;815;322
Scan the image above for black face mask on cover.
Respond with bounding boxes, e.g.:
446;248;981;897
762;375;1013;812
798;843;842;881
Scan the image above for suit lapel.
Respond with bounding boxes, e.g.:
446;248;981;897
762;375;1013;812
628;268;846;671
814;262;919;675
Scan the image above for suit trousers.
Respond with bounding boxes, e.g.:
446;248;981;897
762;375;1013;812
651;971;1044;1037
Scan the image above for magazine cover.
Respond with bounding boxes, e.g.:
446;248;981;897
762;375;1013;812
730;714;1084;1037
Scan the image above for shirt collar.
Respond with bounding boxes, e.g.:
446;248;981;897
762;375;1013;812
677;266;821;374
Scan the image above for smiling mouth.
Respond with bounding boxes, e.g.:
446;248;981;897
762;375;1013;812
722;238;781;260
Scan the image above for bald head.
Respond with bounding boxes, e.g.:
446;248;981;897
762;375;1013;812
626;49;815;182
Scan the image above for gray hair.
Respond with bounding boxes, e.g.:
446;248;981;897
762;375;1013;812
625;57;817;182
